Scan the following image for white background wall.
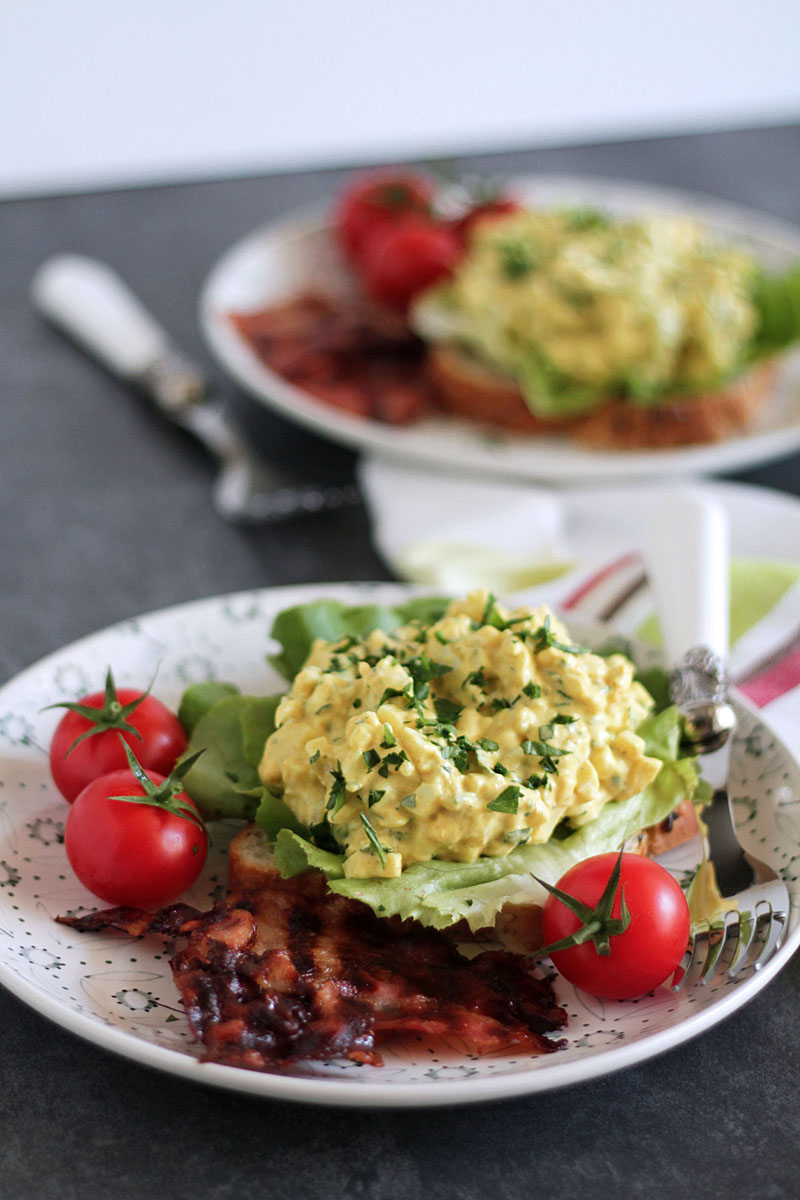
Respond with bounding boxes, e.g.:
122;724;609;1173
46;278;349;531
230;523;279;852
2;0;799;199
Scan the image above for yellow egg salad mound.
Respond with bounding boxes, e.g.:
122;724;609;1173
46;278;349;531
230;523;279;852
414;208;758;413
258;591;661;879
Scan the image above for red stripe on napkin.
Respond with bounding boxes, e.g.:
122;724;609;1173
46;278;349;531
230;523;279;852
736;641;800;708
561;552;640;611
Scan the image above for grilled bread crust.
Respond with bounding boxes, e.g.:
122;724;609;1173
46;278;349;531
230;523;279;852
229;800;699;956
428;344;776;448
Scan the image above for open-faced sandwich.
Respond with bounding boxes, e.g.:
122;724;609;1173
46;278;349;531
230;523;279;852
228;169;800;448
56;591;706;1072
219;591;702;940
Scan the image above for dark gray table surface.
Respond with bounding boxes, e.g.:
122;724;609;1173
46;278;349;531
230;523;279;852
2;124;800;1200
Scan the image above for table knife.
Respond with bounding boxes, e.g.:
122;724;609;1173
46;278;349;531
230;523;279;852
30;254;361;523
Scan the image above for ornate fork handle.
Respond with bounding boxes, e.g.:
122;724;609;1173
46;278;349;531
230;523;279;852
669;646;729;709
669;647;737;759
671;648;738;758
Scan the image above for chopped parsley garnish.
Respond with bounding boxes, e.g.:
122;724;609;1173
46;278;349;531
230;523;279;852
498;239;539;280
487;785;521;814
326;763;347;815
383;750;408;768
434;698;463;724
403;653;451;703
367;789;386;807
523;681;542;699
526;773;549;789
363;749;381;770
489;695;520;713
440;741;471;773
477;737;499;752
465;667;487;689
399;793;417;809
333;635;359;653
309;749;320;764
378;684;411;708
521;738;568;758
352;698;362;709
477;592;510;630
525;615;588;655
562;207;610;232
359;811;387;867
381;723;397;748
493;763;509;776
377;749;409;777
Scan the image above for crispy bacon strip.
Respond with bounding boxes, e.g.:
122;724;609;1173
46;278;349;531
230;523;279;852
58;871;566;1071
229;294;435;424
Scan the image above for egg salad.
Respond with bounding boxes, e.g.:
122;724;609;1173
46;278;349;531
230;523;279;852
258;591;661;880
413;208;758;415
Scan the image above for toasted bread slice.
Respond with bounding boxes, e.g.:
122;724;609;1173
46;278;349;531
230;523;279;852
228;797;699;956
569;362;776;449
625;797;700;858
427;345;551;433
428;343;776;448
228;823;283;891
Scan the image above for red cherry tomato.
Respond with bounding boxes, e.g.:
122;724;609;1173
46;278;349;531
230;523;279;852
65;767;208;907
454;197;521;242
49;673;187;803
540;853;690;1000
362;217;463;311
334;171;434;262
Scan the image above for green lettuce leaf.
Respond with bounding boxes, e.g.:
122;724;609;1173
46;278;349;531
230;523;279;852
514;349;609;418
254;786;310;841
748;262;800;358
636;703;681;761
180;693;281;820
268;595;450;680
178;681;241;737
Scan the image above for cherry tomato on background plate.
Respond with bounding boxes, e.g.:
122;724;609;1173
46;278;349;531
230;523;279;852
48;669;187;803
334;170;434;263
539;851;691;1000
65;754;208;908
361;217;463;311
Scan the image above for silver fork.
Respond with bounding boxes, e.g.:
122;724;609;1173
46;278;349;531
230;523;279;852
644;489;790;990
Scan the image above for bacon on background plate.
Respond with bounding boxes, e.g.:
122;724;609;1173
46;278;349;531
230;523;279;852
230;294;435;425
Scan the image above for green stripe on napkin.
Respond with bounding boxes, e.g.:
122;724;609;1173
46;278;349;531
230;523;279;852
636;558;800;647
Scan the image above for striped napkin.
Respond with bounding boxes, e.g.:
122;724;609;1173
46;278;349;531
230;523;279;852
559;551;800;757
359;459;800;758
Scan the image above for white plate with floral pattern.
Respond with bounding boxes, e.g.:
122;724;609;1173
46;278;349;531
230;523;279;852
200;175;800;483
1;581;798;1107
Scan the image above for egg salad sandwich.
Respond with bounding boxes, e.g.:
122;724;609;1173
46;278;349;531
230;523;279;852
178;591;706;953
411;207;800;448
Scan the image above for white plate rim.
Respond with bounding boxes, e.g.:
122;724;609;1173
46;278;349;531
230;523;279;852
1;575;799;1107
198;173;800;484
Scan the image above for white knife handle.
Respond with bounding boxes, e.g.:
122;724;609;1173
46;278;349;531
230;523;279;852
643;489;730;665
30;254;173;380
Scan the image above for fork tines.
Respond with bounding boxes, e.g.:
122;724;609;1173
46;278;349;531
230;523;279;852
671;898;789;991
